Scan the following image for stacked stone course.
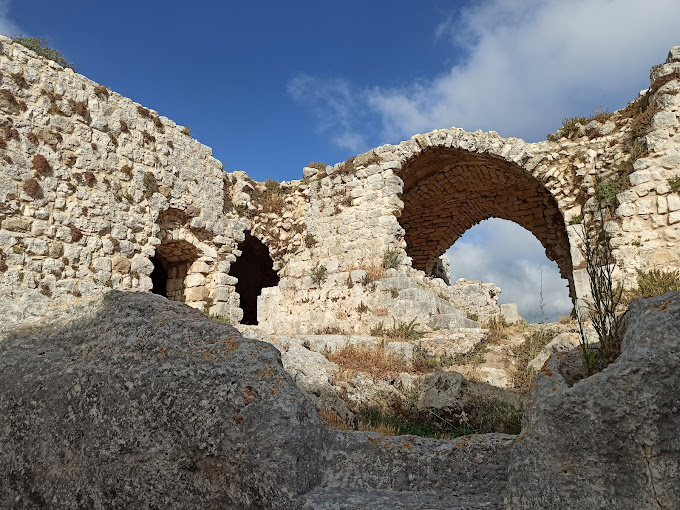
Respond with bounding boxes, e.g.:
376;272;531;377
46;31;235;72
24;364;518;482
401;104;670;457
1;36;679;334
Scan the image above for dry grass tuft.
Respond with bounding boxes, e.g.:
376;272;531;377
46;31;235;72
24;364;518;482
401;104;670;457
511;328;554;393
325;344;413;379
319;409;399;436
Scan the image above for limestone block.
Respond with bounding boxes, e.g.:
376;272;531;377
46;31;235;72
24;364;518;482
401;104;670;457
528;332;580;372
111;255;130;273
669;211;680;225
24;238;48;255
110;225;127;240
615;203;636;217
138;276;153;291
651;214;668;228
651;111;677;129
384;342;414;363
119;240;135;256
130;254;154;276
629;170;651;186
93;257;112;272
2;217;32;232
636;197;655;215
658;196;669;214
500;303;521;323
416;371;464;410
189;259;212;274
42;258;65;275
185;286;207;301
616;190;637;204
211;286;233;302
668;194;680;212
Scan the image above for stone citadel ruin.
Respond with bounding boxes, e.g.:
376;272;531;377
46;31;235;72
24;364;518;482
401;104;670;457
2;35;680;510
1;35;679;332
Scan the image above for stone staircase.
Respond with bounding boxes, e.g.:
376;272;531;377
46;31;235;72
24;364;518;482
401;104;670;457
302;431;514;510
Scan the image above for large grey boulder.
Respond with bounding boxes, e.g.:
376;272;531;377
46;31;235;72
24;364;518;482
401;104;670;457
506;292;680;509
0;290;329;509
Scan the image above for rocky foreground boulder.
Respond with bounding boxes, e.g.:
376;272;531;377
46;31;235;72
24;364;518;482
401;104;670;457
507;291;680;509
0;291;330;509
2;290;678;509
0;290;513;509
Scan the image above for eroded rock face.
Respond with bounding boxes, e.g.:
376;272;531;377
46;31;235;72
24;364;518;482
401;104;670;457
506;292;680;509
0;290;329;509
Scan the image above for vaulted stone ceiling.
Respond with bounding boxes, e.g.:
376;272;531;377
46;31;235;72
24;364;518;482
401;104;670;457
398;147;574;297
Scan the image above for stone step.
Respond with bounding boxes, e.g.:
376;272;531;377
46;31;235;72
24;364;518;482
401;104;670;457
302;487;502;510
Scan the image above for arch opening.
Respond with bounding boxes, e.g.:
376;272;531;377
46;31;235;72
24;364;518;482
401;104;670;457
397;147;575;300
229;231;279;325
446;218;572;322
150;257;168;297
152;239;199;302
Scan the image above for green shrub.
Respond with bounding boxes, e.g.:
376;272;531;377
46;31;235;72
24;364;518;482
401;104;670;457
370;319;422;340
13;37;75;69
511;328;553;392
569;213;583;225
633;268;680;298
668;177;680;192
561;116;588;138
304;233;317;247
209;314;231;324
382;247;401;269
576;191;625;376
596;178;621;205
311;265;328;286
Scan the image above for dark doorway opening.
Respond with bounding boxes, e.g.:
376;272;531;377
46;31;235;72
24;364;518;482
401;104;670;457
150;256;168;297
149;239;198;302
229;231;279;325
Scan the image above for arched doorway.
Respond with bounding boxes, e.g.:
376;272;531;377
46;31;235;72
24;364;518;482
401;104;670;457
229;231;279;325
150;240;198;302
397;147;575;300
446;218;572;322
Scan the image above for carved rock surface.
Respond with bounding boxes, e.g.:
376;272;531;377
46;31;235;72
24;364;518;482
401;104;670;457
506;292;680;509
0;290;329;509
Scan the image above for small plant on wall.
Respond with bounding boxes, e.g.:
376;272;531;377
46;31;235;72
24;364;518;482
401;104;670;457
304;233;317;247
668;177;680;192
382;247;401;269
13;37;75;69
311;265;327;286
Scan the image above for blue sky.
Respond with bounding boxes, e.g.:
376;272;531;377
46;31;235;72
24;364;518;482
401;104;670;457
3;0;680;321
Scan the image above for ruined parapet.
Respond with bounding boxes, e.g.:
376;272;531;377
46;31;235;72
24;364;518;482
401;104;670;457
431;254;451;284
1;36;679;331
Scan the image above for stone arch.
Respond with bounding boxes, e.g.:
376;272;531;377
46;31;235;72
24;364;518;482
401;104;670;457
151;239;199;302
229;231;279;325
396;146;575;299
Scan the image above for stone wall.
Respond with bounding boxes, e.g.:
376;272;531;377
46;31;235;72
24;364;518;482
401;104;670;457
1;35;679;333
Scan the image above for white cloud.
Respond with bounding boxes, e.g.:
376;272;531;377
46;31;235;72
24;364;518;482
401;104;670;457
368;0;680;143
446;219;572;322
287;0;679;322
287;74;368;154
0;0;19;38
291;0;680;148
